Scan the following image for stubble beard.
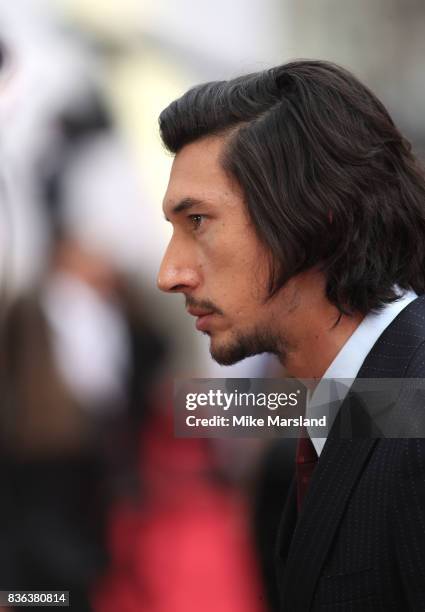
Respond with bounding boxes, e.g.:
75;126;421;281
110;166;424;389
208;325;288;366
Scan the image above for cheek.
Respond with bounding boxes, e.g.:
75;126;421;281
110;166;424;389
198;222;270;305
238;245;271;302
198;228;237;276
203;222;263;268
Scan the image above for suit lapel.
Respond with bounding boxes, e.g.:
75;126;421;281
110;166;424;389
279;436;376;610
277;294;425;610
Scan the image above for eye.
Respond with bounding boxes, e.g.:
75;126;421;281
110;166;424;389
188;214;205;231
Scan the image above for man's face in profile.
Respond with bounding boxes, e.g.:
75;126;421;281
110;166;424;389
158;135;299;365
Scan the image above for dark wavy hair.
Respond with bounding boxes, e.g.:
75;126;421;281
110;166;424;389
159;60;425;314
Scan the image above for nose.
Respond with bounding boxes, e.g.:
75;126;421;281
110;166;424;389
157;241;201;293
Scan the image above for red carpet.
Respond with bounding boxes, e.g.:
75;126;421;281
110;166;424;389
93;411;266;612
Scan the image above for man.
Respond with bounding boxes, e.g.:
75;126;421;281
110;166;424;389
157;60;425;610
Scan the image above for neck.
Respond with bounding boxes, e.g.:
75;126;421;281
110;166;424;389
284;310;363;380
274;271;364;381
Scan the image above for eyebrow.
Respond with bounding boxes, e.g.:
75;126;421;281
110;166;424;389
164;197;205;221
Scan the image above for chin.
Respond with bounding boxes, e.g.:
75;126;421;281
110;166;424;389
209;328;276;366
210;345;249;366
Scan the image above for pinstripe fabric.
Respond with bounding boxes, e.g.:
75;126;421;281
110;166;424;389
276;295;425;611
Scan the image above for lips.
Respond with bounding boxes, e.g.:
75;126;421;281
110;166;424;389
187;307;216;331
187;307;214;317
195;313;215;331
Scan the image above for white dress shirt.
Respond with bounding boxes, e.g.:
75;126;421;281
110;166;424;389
307;290;418;456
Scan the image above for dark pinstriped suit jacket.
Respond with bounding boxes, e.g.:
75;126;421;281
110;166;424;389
276;294;425;611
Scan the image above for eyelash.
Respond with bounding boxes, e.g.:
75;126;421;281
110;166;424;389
188;214;205;231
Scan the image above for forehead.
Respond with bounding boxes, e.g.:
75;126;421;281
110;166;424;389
163;135;243;215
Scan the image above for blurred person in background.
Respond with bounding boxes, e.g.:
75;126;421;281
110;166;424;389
0;7;166;606
0;111;166;612
0;1;103;297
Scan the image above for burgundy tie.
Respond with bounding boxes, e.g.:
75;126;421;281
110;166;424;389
296;432;318;511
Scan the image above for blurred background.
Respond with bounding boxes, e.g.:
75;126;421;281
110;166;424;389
0;0;423;611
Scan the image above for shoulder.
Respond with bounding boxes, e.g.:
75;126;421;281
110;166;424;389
371;439;425;496
404;335;425;376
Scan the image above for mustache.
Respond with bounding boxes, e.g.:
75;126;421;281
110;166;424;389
185;295;224;316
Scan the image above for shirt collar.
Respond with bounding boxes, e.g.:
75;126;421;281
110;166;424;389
307;289;418;456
